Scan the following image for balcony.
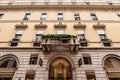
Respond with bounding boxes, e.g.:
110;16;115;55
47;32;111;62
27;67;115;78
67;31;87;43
101;38;111;43
54;22;67;28
15;22;28;29
10;38;19;46
34;22;47;29
73;22;86;29
33;38;42;46
79;38;88;47
41;34;79;53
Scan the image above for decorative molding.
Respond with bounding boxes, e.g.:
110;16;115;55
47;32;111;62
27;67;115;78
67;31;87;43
54;22;67;28
73;22;86;29
34;22;47;29
93;22;106;29
15;22;28;28
0;5;120;11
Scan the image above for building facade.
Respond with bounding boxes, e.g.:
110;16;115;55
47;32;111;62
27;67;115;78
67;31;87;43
0;0;120;80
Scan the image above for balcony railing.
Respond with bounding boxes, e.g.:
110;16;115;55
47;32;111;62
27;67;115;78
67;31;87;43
33;38;42;46
41;34;79;53
101;38;111;43
11;38;19;42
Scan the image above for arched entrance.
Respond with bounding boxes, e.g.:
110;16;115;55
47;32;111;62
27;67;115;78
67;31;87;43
49;58;73;80
103;55;120;80
0;54;19;80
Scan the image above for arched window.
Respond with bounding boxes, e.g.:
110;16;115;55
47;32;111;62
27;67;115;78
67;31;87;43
103;55;120;80
104;57;120;69
0;57;17;68
0;55;18;80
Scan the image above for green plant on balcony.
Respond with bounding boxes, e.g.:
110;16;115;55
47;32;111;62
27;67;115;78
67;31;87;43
42;34;77;39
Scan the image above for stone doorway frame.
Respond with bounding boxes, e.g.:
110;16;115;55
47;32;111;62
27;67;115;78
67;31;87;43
45;55;76;80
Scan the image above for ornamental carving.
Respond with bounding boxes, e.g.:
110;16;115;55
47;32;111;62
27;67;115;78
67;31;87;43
93;22;106;29
73;22;86;28
34;22;47;28
15;22;28;28
54;22;67;28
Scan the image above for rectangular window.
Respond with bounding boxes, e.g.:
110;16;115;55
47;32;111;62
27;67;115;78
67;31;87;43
58;13;63;21
86;71;96;80
23;13;31;20
25;70;35;80
96;30;106;40
76;30;85;40
56;30;64;34
77;30;87;46
14;30;24;40
91;13;98;20
10;30;24;47
74;13;80;20
83;54;92;64
40;13;47;20
29;54;38;65
33;30;44;46
0;14;4;19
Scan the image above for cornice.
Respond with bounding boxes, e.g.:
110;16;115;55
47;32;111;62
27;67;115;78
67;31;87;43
0;5;120;11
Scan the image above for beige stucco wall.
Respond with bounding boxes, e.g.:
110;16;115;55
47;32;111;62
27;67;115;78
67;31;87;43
0;10;120;47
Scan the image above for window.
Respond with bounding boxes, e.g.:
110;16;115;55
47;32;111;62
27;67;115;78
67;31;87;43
56;30;64;34
83;54;92;64
76;30;85;40
0;14;4;19
91;13;98;20
86;71;96;80
40;13;47;20
58;13;63;21
96;30;106;40
29;54;38;65
10;30;24;46
25;70;35;80
23;13;31;20
77;30;87;46
33;30;44;46
74;13;80;20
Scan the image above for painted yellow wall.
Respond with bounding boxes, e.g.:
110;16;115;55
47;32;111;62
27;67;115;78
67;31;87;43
0;10;120;47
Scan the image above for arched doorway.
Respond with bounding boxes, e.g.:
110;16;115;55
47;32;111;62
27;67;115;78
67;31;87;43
103;55;120;80
49;58;72;80
0;54;19;80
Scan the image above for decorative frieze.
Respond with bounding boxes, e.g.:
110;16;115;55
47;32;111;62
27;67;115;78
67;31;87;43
0;5;120;11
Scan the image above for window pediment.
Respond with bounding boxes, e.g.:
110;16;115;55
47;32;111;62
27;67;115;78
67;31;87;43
15;22;28;29
93;22;106;29
73;22;86;29
54;22;67;28
34;22;47;28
